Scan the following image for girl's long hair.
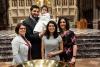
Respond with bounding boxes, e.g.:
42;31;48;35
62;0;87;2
45;20;58;39
58;16;70;33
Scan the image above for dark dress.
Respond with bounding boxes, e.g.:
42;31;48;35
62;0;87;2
59;30;76;62
23;16;42;59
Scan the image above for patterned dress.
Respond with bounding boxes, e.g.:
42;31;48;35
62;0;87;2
59;30;76;62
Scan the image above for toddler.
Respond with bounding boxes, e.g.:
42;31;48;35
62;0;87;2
34;5;50;33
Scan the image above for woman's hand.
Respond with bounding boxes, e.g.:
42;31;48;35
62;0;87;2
69;57;76;64
47;52;55;58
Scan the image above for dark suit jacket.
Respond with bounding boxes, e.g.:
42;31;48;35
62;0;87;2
23;17;42;59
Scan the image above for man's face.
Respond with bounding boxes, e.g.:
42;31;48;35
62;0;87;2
31;8;39;18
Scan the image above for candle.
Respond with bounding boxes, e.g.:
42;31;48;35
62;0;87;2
57;5;58;13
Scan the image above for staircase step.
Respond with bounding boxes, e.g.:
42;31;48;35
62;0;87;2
0;50;12;53
0;36;13;62
0;47;12;51
77;54;100;58
78;47;100;50
77;40;100;44
77;36;100;59
78;44;100;49
78;49;100;54
77;36;100;39
77;49;100;58
77;38;100;41
0;39;12;44
77;42;100;45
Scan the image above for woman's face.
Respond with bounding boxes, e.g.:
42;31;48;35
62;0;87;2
48;23;55;33
19;25;26;36
59;19;66;30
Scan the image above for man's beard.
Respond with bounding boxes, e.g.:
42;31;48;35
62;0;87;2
32;15;39;21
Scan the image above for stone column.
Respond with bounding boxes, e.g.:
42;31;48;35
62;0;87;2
67;0;70;17
93;0;98;29
0;0;9;30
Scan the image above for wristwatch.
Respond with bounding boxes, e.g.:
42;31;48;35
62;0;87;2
73;56;76;57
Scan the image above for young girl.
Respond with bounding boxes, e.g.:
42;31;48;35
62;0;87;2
41;21;63;61
34;5;50;33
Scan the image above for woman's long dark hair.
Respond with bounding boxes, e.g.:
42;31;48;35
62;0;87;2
58;16;70;33
45;20;58;39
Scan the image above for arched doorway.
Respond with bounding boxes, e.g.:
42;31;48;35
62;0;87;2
77;0;93;29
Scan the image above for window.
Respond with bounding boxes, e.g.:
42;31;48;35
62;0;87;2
26;0;32;6
69;0;74;6
19;0;24;6
12;0;17;7
13;18;18;23
62;0;67;6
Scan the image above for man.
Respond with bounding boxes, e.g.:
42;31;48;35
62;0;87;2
23;5;43;60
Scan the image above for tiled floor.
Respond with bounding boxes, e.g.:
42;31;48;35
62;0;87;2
0;62;12;67
0;58;100;67
75;58;100;67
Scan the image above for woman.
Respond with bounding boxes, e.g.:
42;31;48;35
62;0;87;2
41;20;63;61
11;23;31;65
58;17;77;67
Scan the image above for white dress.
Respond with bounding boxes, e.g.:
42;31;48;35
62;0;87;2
34;13;50;32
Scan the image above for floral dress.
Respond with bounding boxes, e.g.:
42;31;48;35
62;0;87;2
59;30;76;62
